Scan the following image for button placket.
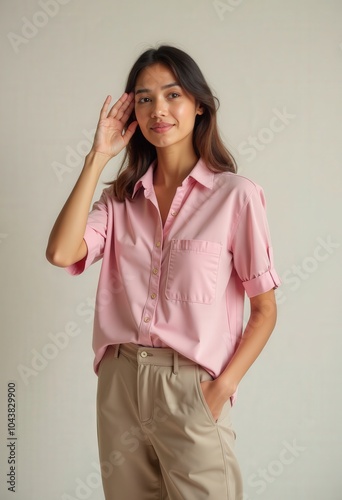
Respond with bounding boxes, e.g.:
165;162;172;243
163;186;184;234
139;226;163;344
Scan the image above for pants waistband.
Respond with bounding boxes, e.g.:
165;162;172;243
109;343;197;375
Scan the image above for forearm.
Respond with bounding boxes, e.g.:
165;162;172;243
45;151;109;267
218;290;277;394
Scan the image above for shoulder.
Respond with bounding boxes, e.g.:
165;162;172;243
212;170;263;203
96;186;121;206
101;186;115;200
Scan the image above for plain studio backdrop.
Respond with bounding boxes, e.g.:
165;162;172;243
1;1;341;499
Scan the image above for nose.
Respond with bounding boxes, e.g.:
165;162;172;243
151;97;167;118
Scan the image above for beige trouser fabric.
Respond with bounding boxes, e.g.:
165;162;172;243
96;342;243;500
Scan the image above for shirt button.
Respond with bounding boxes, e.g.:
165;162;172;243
144;317;150;323
151;293;157;299
170;210;177;216
140;351;148;358
156;241;161;247
152;268;158;275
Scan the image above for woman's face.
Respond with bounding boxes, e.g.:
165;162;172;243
134;63;203;150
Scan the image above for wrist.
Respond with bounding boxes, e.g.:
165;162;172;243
216;372;238;398
84;149;111;173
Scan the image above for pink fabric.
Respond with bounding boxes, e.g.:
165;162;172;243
66;158;280;404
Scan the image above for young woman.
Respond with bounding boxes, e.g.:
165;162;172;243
46;45;280;500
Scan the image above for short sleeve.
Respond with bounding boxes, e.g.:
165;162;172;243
230;184;281;297
65;189;109;276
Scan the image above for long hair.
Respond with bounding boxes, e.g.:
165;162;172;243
108;45;237;201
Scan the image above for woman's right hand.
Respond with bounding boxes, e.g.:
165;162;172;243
90;92;138;159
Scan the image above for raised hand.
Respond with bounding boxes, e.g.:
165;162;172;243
90;92;138;159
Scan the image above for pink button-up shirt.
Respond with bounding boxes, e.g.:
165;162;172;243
66;158;280;404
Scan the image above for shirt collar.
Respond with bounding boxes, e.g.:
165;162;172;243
132;160;156;199
187;158;215;189
132;157;214;199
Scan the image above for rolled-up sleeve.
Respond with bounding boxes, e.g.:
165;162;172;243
230;185;280;297
65;189;109;276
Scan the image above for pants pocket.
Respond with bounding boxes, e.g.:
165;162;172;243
194;365;232;426
194;365;218;425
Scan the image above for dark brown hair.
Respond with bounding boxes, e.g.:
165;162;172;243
108;45;237;201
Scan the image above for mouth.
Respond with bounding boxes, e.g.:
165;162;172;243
150;123;174;133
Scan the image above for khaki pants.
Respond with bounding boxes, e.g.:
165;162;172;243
96;343;243;499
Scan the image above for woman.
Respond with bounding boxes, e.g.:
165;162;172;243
46;45;280;500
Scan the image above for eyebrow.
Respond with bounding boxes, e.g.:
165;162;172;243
135;82;180;95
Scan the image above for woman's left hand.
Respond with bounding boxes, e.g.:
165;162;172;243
200;379;231;422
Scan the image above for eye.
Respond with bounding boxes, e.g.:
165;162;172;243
169;92;180;99
136;97;151;104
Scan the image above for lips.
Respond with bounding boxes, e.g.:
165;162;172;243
151;122;174;133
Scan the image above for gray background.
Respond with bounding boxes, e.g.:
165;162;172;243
1;0;341;498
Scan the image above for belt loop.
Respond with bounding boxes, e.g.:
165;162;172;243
172;350;179;375
113;344;120;358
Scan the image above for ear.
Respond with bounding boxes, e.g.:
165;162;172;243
196;103;204;116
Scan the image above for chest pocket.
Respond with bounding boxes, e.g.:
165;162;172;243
165;239;222;304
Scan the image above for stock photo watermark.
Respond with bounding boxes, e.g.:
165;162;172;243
213;0;245;21
17;321;81;385
6;382;17;493
52;128;95;183
276;235;340;305
246;439;307;496
61;398;169;500
238;107;296;162
16;265;133;385
7;0;73;54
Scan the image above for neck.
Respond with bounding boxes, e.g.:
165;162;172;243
154;145;198;189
